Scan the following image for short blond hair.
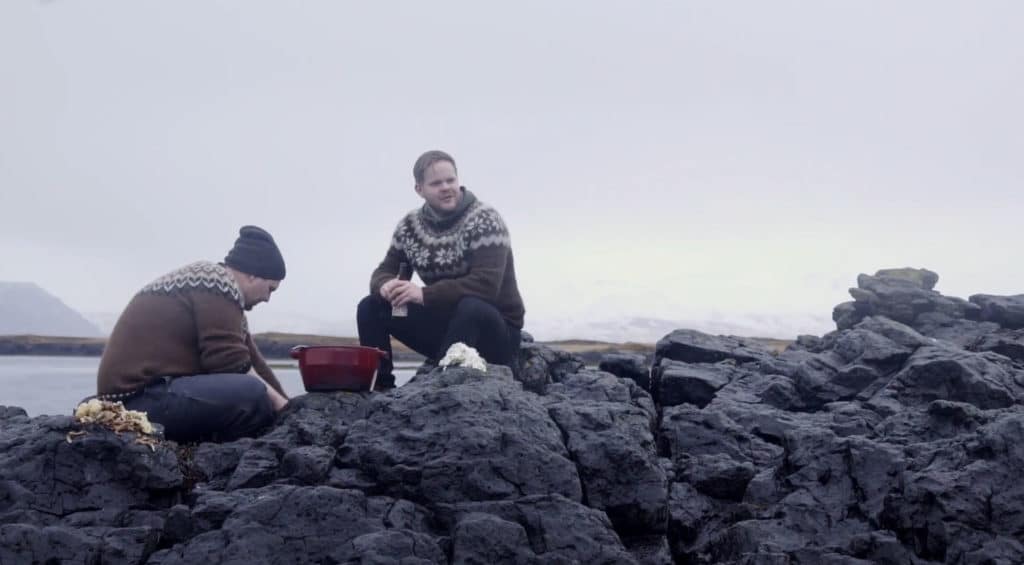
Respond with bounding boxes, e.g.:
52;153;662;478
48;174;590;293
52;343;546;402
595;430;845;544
413;150;457;184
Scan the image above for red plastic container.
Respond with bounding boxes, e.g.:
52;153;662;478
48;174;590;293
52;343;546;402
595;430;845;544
290;345;388;392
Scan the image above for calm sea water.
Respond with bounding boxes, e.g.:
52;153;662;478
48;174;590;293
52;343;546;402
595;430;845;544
0;356;417;417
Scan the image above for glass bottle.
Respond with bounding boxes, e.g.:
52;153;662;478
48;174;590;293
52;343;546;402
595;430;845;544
391;262;412;317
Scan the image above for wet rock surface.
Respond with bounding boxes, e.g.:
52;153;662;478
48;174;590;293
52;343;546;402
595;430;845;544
3;267;1024;563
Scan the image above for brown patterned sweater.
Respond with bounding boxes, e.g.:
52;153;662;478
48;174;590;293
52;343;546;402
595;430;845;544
97;261;284;396
370;188;525;328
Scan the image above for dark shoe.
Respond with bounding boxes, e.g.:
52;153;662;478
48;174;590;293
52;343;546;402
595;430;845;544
374;372;396;391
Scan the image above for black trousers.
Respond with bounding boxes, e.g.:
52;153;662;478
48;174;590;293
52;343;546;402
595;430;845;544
357;294;521;387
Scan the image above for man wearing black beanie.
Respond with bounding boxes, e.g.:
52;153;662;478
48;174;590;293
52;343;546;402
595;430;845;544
95;225;289;443
224;225;287;282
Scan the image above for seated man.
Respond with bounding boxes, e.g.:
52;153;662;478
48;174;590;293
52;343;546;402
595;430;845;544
96;225;289;442
358;150;526;388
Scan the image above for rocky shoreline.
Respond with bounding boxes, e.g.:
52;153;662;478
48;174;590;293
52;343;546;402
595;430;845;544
3;268;1024;563
0;333;655;365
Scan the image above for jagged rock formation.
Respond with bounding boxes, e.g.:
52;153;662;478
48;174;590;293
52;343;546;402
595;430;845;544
3;267;1024;563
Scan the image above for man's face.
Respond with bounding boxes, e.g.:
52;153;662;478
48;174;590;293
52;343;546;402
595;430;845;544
415;160;461;212
241;275;279;310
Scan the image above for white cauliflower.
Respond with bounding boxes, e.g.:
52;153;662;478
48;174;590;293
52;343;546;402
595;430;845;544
439;342;487;372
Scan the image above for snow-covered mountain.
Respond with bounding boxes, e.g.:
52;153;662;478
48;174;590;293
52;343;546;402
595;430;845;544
523;313;834;343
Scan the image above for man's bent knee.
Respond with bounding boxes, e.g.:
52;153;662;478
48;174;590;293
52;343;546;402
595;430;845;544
452;296;500;321
358;294;387;320
222;375;275;440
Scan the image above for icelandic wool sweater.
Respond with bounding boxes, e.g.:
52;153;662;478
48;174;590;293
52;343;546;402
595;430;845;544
97;261;283;395
370;188;525;328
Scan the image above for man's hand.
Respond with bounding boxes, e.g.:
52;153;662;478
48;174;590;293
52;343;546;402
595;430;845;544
380;280;424;307
379;278;402;299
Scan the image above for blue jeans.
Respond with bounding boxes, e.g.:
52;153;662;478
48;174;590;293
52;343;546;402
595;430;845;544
122;373;274;443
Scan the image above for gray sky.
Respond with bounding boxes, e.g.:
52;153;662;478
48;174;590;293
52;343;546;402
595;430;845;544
2;1;1022;341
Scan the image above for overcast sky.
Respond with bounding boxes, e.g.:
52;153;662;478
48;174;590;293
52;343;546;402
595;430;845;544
2;1;1022;341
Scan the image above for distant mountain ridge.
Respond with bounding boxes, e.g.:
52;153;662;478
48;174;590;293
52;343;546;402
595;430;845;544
0;282;103;338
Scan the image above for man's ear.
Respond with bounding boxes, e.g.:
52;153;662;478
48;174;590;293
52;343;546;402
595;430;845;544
414;183;423;197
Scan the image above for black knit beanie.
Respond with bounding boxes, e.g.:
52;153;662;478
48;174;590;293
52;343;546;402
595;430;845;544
224;225;287;280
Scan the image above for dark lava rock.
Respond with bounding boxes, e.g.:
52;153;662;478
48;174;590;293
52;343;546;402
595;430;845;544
656;359;735;408
336;366;583;505
971;328;1024;362
0;412;181;564
7;267;1024;564
834;268;981;330
970;293;1024;329
147;485;445;564
436;494;637;564
655;329;774;365
545;369;666;534
874;267;940;290
518;342;586;393
599;353;650;390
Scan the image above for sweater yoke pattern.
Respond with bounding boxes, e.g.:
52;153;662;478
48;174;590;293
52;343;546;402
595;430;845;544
392;200;511;282
139;261;246;310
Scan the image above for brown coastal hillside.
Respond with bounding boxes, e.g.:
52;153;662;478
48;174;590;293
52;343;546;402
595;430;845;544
0;335;107;356
0;332;792;362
